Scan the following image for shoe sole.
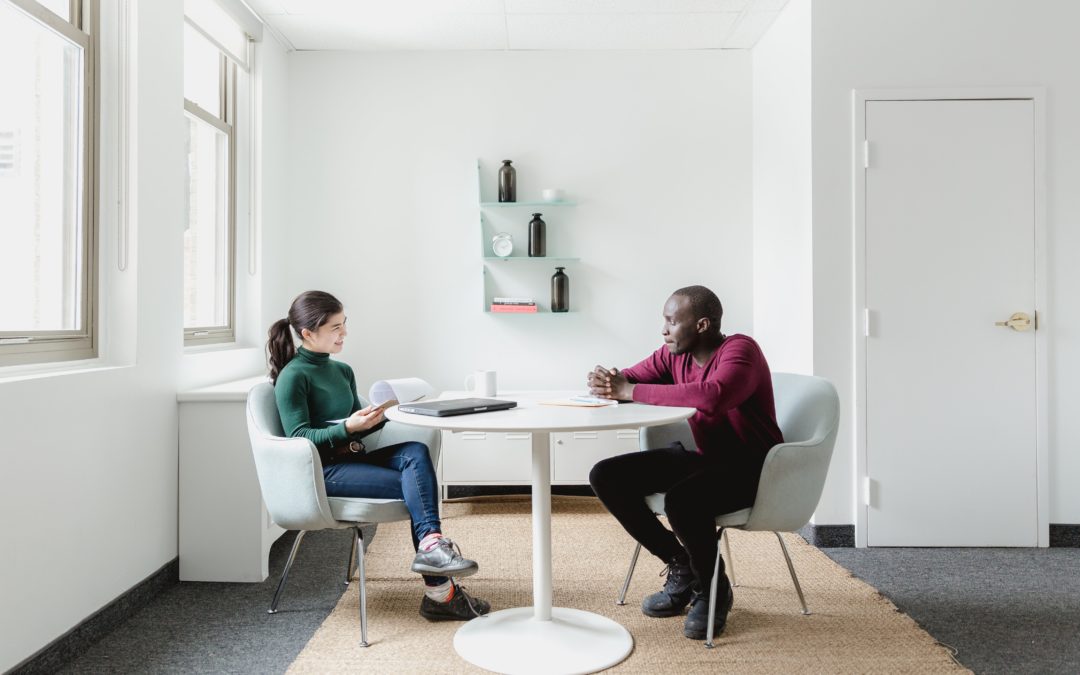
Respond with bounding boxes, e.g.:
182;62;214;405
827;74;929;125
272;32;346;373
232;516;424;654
411;563;479;577
641;605;688;618
420;610;485;622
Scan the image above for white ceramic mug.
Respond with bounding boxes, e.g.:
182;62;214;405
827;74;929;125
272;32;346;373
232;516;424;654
464;370;497;397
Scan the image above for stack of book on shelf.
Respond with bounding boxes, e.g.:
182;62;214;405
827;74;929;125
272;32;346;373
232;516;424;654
491;297;538;313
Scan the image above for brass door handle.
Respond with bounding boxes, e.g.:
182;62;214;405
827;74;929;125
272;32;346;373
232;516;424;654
994;312;1033;331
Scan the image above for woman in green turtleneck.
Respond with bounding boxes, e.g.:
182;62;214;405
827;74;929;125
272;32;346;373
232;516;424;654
268;290;490;621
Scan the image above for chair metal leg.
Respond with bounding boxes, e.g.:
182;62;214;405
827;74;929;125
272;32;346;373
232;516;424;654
356;527;369;647
344;529;357;586
721;528;736;587
616;542;642;606
705;540;723;649
268;531;306;614
775;531;810;615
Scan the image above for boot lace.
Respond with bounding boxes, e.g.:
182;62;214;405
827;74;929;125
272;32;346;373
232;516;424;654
454;584;487;618
659;561;693;595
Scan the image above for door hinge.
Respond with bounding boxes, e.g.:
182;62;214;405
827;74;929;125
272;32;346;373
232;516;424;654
863;140;871;168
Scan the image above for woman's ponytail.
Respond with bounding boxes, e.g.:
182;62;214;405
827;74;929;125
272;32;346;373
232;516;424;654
267;318;295;385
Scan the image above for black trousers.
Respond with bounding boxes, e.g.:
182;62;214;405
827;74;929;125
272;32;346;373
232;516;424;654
589;443;763;591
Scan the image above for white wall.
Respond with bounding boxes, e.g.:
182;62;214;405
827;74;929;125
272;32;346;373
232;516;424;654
808;0;1080;524
0;1;288;668
275;51;753;393
751;0;812;376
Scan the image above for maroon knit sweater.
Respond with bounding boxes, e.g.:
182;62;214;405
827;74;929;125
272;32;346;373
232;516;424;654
623;334;783;459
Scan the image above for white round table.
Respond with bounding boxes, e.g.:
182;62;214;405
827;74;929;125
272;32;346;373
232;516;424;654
386;391;695;675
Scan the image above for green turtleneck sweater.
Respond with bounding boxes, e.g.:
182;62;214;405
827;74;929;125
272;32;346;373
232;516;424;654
274;346;362;452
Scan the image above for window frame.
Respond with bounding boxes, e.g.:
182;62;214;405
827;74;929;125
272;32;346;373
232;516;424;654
182;30;237;347
0;0;98;367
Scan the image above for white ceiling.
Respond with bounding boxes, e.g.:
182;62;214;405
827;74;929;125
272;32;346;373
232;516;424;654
244;0;791;51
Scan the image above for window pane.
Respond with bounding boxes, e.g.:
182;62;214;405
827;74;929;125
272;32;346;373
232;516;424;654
184;114;230;329
184;24;221;116
0;2;84;332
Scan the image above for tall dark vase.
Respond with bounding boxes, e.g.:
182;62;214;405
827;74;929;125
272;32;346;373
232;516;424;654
551;267;569;313
498;160;516;202
528;213;546;257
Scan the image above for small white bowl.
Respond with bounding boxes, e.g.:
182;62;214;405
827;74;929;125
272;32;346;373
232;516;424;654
542;188;565;202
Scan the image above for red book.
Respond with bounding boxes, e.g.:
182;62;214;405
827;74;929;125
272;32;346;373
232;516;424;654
491;303;538;313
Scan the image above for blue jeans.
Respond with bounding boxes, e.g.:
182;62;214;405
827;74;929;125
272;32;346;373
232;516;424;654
323;441;447;585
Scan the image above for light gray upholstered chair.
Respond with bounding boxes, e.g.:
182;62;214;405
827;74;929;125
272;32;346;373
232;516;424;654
616;372;840;647
246;382;441;647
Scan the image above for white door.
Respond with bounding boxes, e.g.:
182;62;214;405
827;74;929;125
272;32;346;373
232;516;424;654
864;99;1038;546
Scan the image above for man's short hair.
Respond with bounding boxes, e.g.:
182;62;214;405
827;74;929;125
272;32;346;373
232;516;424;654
673;285;723;333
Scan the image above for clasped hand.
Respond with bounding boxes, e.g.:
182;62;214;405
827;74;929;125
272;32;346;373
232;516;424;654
345;405;385;433
587;365;634;401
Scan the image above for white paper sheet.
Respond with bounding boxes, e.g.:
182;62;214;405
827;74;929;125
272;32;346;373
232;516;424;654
368;377;433;406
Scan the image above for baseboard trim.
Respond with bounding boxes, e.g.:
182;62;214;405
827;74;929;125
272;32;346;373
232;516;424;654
799;524;855;548
797;524;1080;548
1050;524;1080;547
10;558;179;674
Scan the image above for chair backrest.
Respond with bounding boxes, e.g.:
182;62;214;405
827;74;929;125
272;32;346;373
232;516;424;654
744;372;840;532
246;382;339;531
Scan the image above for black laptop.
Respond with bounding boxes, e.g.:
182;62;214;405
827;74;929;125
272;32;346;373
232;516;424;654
397;398;518;417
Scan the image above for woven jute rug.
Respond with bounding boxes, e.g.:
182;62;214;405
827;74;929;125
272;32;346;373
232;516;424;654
288;496;967;674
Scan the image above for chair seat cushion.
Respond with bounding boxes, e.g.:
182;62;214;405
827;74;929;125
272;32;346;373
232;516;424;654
645;493;752;528
328;496;411;524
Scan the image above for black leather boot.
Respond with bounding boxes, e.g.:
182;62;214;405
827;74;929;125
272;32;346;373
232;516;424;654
683;576;734;640
642;554;696;617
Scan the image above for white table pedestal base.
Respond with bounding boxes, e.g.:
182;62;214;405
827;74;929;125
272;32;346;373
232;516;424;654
454;607;633;675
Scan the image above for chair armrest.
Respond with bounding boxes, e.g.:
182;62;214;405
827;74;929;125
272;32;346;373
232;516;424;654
744;430;838;533
639;421;697;452
247;418;340;532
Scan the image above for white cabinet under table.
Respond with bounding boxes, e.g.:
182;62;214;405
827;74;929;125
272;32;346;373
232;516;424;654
440;427;641;491
178;376;284;582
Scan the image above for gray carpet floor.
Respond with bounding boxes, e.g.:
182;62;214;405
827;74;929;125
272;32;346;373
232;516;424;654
54;528;1080;674
58;529;362;675
820;546;1080;674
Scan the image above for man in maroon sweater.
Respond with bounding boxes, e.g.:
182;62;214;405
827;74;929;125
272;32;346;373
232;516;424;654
588;285;782;641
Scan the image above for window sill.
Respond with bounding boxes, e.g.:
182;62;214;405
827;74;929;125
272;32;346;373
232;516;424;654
182;341;258;356
0;358;130;385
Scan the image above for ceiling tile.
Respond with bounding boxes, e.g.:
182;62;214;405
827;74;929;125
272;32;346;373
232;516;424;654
272;13;508;50
723;10;779;48
507;12;739;50
506;0;748;13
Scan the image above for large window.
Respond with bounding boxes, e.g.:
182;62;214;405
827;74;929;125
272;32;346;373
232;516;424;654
183;2;245;345
0;0;96;366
